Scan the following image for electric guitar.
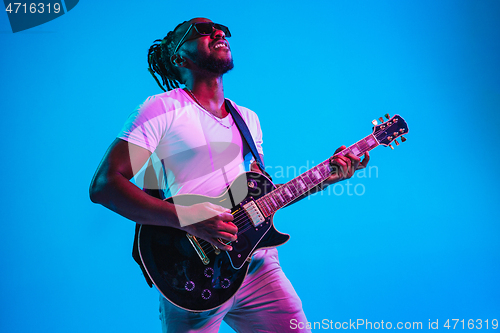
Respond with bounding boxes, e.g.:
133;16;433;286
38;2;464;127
138;114;409;312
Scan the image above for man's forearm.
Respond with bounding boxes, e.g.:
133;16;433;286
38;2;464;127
90;172;180;227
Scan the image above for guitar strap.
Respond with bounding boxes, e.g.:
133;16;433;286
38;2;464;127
224;99;266;173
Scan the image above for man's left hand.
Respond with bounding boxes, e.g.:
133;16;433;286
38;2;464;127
324;145;370;185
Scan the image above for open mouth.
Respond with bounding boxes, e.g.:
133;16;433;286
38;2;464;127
213;41;229;50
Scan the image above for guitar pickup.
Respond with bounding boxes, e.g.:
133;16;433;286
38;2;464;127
186;234;210;265
242;200;265;227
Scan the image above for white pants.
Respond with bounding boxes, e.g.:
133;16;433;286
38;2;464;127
159;248;310;332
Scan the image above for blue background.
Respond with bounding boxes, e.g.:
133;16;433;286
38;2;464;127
1;0;499;332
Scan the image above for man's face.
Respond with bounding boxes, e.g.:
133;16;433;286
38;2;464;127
174;18;234;75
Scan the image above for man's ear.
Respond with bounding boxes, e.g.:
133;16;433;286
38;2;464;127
170;54;186;67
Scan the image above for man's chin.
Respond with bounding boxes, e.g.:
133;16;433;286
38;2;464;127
195;54;234;75
205;59;234;75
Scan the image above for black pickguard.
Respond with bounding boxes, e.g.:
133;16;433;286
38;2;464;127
138;172;290;312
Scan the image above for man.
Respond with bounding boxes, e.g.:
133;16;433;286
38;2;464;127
90;17;369;332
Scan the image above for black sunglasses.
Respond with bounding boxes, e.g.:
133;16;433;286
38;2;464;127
173;22;231;54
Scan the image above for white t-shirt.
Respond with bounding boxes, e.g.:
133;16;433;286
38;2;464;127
117;88;263;199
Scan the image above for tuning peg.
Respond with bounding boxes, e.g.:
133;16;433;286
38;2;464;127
389;144;394;150
385;113;390;120
400;136;407;142
394;139;400;146
378;117;384;123
372;119;378;125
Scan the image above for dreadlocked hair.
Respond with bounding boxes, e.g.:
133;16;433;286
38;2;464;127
147;21;187;92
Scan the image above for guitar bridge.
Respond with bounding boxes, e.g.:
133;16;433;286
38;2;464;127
212;244;221;255
186;234;209;265
242;200;265;227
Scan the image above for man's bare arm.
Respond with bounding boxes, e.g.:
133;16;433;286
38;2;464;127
89;138;237;251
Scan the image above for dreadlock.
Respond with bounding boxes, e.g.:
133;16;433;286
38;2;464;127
147;21;187;92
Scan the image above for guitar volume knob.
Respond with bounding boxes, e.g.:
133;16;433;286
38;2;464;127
221;278;231;289
185;281;195;292
247;179;258;188
201;289;212;300
204;267;214;278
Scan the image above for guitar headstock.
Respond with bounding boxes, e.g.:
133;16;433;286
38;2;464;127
372;114;409;149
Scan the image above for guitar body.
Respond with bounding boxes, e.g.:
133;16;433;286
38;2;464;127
137;114;409;312
138;172;290;312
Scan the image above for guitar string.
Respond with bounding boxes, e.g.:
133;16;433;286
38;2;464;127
197;203;295;254
197;141;373;253
249;150;364;211
196;145;374;252
194;175;323;252
198;215;255;252
194;126;400;253
198;215;252;252
198;177;350;253
197;143;361;252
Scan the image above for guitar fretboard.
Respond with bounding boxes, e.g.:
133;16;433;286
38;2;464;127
255;134;379;217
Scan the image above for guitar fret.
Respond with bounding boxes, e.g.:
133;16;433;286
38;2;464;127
347;138;371;157
278;186;292;205
302;172;314;192
287;181;299;198
263;202;270;217
280;192;288;206
257;197;266;215
269;194;279;209
319;162;331;178
274;194;284;209
357;139;369;152
262;196;272;212
253;133;386;218
283;186;293;199
311;167;323;182
258;199;270;216
366;135;377;148
290;179;302;197
274;190;285;206
267;195;277;211
293;176;310;198
350;144;361;156
297;177;307;191
264;196;272;211
274;193;282;208
257;198;265;215
311;171;323;187
265;200;272;215
302;172;314;188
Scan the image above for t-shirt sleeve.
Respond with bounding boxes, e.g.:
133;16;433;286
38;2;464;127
117;95;170;153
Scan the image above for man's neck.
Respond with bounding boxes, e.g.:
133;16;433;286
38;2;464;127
185;76;227;118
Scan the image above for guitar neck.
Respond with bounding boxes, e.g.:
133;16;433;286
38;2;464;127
255;133;379;217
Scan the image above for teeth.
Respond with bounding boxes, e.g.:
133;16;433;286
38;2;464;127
214;43;226;49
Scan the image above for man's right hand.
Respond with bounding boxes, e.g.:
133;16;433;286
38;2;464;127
90;138;238;251
176;202;238;251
